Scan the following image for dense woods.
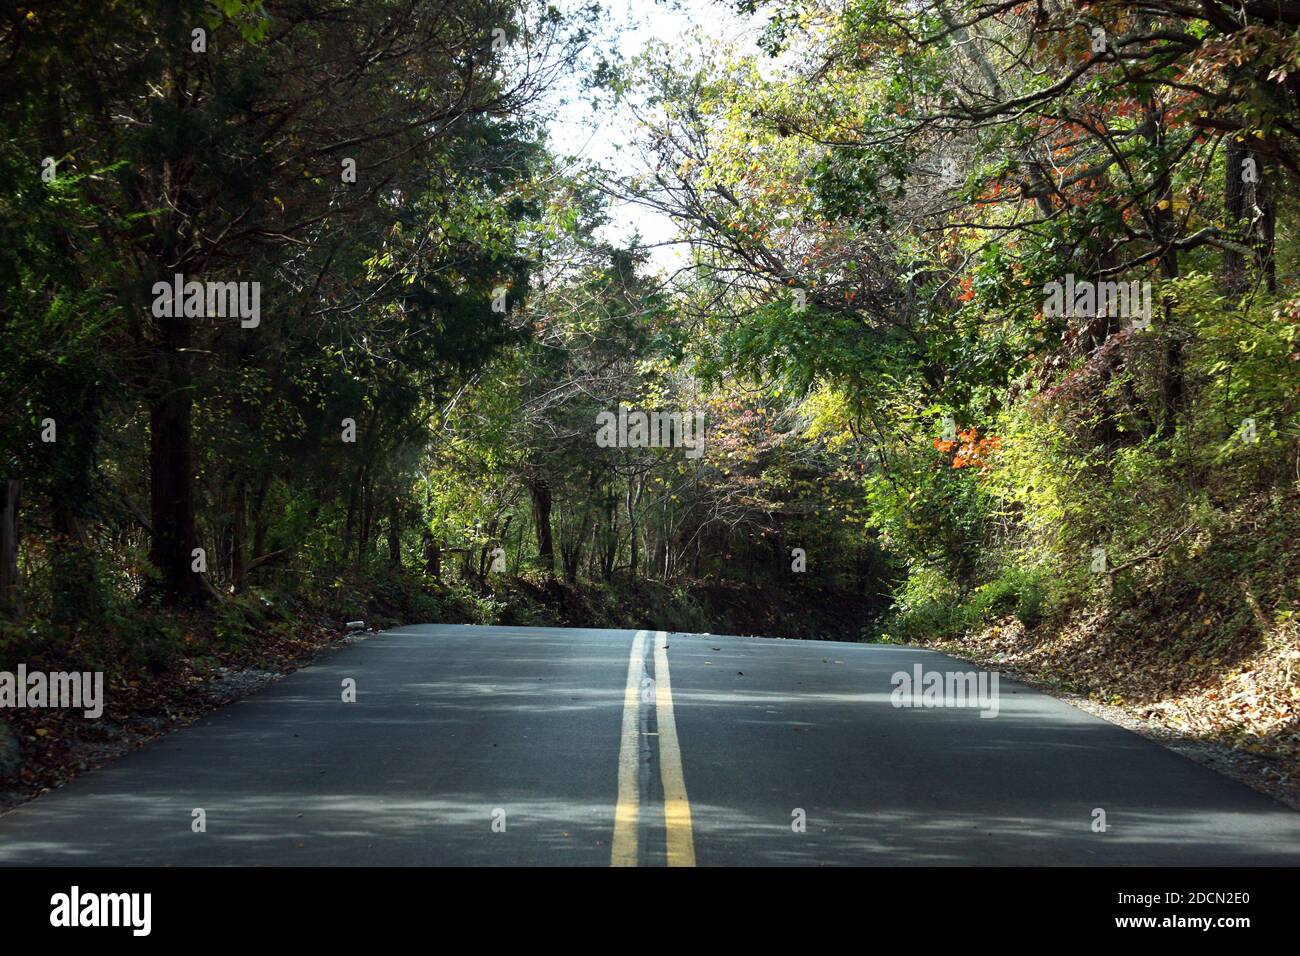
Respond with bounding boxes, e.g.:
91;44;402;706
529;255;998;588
2;1;1298;792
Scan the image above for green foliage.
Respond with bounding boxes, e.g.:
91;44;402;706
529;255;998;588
211;597;270;652
103;608;186;675
873;565;965;643
966;568;1048;630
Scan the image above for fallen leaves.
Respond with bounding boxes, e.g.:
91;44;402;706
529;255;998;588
926;602;1300;794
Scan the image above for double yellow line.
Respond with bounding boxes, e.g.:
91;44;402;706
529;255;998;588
611;630;695;867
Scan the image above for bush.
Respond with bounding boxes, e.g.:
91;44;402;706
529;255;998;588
872;565;966;643
211;599;259;651
966;567;1048;629
105;608;185;674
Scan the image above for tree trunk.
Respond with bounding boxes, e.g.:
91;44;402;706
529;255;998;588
148;321;205;605
359;473;373;561
562;507;592;582
423;532;442;580
230;475;247;589
1139;81;1183;438
1254;165;1276;293
342;464;362;563
624;474;645;581
529;477;554;570
477;516;497;583
251;471;271;564
1224;135;1248;293
387;499;402;566
1;480;21;616
601;492;619;580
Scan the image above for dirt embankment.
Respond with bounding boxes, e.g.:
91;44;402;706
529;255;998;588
920;497;1300;810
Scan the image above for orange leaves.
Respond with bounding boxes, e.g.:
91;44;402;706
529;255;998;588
957;276;976;302
935;428;1002;472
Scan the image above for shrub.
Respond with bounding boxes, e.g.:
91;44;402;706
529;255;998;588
966;567;1048;629
105;608;185;674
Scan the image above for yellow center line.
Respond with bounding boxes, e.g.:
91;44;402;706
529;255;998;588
610;630;647;867
654;630;696;867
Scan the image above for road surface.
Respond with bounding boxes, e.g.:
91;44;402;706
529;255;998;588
1;624;1297;865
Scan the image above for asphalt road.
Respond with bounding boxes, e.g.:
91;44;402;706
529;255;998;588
1;624;1297;866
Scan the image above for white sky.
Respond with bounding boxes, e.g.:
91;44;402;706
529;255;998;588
538;0;770;273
